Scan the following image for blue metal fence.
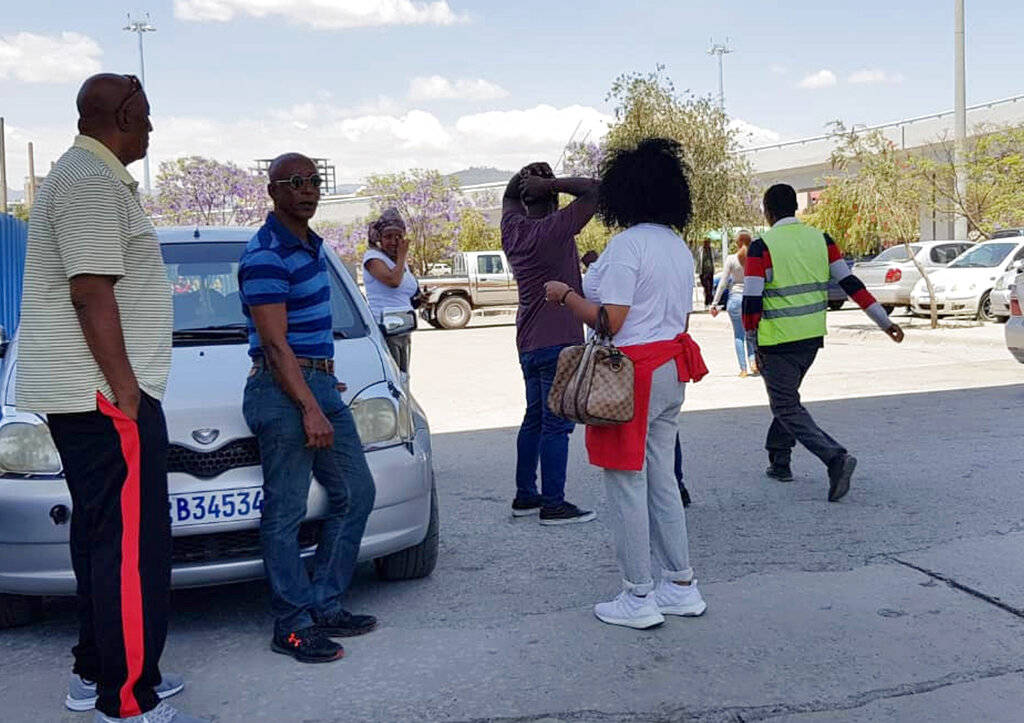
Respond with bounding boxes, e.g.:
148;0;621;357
0;213;28;336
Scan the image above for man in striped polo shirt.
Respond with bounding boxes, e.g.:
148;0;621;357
743;184;904;502
18;75;204;722
239;153;377;664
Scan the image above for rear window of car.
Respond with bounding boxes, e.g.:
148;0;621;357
930;245;966;264
161;242;367;343
874;245;920;263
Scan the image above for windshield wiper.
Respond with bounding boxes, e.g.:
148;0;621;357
174;325;248;337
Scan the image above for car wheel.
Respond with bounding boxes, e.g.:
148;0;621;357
828;300;845;311
426;315;443;329
436;297;472;330
976;291;997;322
374;481;439;581
0;594;42;629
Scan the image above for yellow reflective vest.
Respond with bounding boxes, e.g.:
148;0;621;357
758;222;830;346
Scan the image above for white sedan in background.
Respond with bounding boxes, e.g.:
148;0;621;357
910;239;1024;322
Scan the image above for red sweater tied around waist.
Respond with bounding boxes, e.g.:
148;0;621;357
585;333;708;471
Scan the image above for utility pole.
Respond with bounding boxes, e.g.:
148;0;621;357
124;13;156;195
0;117;7;214
954;0;968;240
708;39;733;268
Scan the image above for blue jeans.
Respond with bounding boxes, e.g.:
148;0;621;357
516;344;576;507
243;367;376;635
727;293;755;373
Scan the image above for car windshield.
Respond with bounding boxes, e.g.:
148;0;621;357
161;241;366;344
947;243;1016;268
872;245;920;263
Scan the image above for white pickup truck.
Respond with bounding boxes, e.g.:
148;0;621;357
418;250;518;329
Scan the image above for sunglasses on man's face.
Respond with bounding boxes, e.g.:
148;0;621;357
115;75;143;118
271;174;323;190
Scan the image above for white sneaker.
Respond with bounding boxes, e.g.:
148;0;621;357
593;590;665;629
653;579;707;617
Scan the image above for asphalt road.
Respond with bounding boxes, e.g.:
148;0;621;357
2;315;1023;722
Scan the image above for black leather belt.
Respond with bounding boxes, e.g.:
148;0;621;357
250;357;334;376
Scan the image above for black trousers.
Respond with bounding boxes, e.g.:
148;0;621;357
700;272;714;307
757;348;846;468
49;393;170;718
386;333;412;373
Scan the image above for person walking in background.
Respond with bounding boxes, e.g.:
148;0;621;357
17;74;204;723
363;207;419;373
710;230;758;377
545;138;708;629
697;236;715;307
239;153;377;664
743;184;904;501
501;162;600;525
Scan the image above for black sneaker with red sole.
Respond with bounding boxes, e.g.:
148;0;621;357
271;626;344;663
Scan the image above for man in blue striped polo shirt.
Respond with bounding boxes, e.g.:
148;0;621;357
238;153;377;664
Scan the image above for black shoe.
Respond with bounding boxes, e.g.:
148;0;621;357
511;495;543;517
314;609;378;638
828;454;857;502
539;501;596;526
765;464;794;482
678;483;692;508
271;626;344;663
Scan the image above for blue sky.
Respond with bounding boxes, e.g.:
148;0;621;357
2;0;1022;190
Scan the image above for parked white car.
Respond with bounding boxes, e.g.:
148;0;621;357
910;239;1024;321
991;267;1017;320
854;240;973;313
1007;269;1024;363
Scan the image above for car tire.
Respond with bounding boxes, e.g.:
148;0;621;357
426;315;443;329
0;594;42;629
881;304;895;314
374;481;439;581
436;297;472;330
828;300;845;311
977;291;997;322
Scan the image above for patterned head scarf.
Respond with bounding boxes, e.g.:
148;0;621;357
368;207;406;247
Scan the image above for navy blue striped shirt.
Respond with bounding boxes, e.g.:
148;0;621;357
238;213;334;359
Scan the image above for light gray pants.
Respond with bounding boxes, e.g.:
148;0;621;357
603;361;693;595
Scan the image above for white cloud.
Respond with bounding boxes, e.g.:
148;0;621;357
730;118;782;148
0;32;102;84
848;68;905;85
770;65;788;75
173;0;468;29
798;69;837;90
409;75;508;101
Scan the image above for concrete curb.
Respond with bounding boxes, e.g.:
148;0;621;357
827;322;1007;349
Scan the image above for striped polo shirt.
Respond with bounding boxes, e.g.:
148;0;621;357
238;213;334;359
16;135;173;414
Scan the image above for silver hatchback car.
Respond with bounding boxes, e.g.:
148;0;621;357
0;227;438;628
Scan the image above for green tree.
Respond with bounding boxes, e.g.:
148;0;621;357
802;122;940;326
456;207;501;251
914;123;1024;239
602;65;760;245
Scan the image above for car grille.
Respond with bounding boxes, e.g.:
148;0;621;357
171;520;323;565
167;438;261;479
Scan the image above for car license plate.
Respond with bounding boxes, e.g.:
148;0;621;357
170;487;263;527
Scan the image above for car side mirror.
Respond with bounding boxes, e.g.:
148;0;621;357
379;310;416;337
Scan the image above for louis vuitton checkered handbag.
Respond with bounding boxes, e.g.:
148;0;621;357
547;307;635;426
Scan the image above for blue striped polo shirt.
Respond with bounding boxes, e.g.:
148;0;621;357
238;213;334;359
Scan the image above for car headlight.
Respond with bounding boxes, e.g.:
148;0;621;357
0;421;63;475
349;393;414;449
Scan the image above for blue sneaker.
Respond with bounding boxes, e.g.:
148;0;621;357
66;672;184;712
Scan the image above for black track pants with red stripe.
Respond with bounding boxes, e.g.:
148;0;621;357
49;392;171;718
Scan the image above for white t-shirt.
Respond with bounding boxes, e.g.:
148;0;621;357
362;248;419;319
582;223;694;347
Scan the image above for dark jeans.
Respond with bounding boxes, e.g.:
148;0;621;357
243;367;376;635
758;348;846;468
516;344;576;507
49;393;170;719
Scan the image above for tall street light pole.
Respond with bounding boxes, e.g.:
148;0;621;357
708;39;733;266
954;0;967;240
124;13;156;195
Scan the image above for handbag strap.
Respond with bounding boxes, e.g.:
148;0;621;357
596;305;612;342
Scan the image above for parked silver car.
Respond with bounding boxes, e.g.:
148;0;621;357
991;267;1016;320
1007;269;1024;363
0;227;438;628
853;240;974;313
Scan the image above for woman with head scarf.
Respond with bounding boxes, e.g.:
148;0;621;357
363;208;419;372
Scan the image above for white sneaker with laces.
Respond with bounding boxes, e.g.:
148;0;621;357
653;579;707;617
593;590;665;629
94;702;210;723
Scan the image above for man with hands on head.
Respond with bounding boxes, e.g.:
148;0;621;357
501;162;600;525
239;152;377;665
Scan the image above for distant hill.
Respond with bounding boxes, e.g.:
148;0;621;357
445;167;513;186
